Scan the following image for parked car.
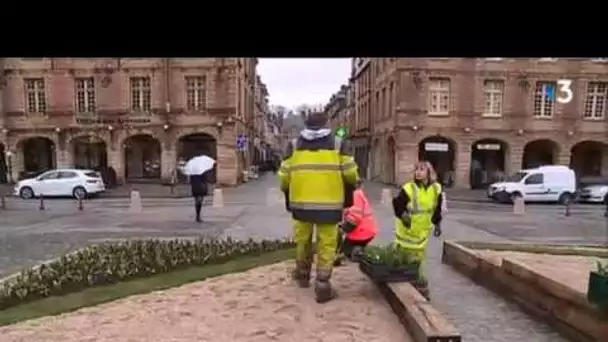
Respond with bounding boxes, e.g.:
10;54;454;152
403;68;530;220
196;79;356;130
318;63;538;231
14;169;106;199
578;184;608;204
487;165;576;204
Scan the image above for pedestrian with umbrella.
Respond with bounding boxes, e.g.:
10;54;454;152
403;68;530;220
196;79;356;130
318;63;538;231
183;155;216;222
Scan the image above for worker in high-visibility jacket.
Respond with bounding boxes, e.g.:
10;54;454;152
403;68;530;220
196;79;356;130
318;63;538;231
278;111;359;303
335;180;378;265
392;161;443;300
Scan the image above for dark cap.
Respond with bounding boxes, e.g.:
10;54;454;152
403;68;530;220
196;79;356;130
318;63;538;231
305;112;329;130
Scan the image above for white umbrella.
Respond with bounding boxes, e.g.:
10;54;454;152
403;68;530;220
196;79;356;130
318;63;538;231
183;155;216;176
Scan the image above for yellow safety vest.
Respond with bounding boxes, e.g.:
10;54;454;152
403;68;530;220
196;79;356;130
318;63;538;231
394;182;441;250
278;137;358;223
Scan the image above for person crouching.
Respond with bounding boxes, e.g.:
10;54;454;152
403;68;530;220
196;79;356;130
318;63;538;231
335;180;378;265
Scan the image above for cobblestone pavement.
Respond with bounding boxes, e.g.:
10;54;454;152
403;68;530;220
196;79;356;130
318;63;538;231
0;174;594;341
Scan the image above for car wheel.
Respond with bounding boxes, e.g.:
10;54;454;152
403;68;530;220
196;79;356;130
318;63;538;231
558;192;573;205
19;186;34;200
73;186;87;200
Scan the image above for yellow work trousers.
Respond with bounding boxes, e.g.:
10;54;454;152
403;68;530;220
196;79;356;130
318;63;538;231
398;246;427;282
293;219;339;272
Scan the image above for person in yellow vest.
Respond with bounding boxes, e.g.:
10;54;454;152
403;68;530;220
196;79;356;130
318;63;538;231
278;111;359;303
392;161;443;300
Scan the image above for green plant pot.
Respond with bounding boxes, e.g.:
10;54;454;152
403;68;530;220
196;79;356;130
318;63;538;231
587;271;608;305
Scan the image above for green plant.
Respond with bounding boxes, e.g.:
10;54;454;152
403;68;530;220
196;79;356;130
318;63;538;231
0;237;294;310
363;244;418;268
596;261;608;276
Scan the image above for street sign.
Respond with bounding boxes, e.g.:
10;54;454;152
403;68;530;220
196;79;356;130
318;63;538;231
236;134;248;151
335;126;347;138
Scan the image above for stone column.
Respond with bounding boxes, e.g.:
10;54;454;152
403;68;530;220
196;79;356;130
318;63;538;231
108;148;124;185
217;143;237;186
395;142;417;186
160;148;175;182
508;140;525;174
455;145;471;189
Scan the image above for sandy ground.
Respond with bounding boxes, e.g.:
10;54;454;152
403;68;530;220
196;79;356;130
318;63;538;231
0;261;411;342
478;250;605;294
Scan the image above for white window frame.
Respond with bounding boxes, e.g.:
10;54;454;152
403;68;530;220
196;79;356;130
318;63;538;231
428;78;450;116
583;82;607;120
484;58;504;61
185;76;206;111
482;80;504;117
130;77;151;113
539;58;558;62
24;78;46;114
591;58;608;63
75;77;96;114
533;82;555;118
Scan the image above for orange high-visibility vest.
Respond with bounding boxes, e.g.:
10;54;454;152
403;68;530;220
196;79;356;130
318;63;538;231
343;189;378;241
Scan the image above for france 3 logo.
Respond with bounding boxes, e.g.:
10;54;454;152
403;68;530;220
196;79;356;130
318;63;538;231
545;80;574;104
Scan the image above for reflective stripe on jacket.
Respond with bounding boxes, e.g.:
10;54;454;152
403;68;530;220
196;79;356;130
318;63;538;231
344;188;378;241
394;182;441;250
278;135;359;224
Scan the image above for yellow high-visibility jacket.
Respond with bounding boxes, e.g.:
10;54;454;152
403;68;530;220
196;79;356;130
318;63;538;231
394;182;442;251
279;130;359;224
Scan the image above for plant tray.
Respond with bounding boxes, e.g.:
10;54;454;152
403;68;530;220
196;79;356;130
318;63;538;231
359;256;419;283
587;271;608;306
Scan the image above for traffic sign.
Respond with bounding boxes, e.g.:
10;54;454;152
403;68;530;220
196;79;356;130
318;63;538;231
335;126;347;138
236;134;248;151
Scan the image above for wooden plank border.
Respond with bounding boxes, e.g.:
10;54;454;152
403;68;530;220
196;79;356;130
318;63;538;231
442;240;607;342
377;280;461;342
453;241;608;258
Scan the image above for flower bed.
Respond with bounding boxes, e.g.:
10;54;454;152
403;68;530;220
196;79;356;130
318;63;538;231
0;237;294;310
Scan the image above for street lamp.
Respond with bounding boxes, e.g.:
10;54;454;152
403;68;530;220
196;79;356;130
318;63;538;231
5;150;13;184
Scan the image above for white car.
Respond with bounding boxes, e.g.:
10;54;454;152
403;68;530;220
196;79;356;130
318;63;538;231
578;184;608;204
14;169;106;199
488;165;576;204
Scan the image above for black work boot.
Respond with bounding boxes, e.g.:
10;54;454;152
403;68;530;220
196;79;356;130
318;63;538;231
291;260;311;288
350;246;365;262
315;269;338;304
413;278;431;301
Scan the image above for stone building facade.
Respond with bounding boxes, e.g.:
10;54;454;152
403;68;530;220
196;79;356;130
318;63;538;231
0;58;263;186
348;58;608;188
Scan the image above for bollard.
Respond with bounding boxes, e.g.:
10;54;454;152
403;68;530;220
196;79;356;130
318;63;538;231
78;196;84;211
604;197;608;218
1;195;5;210
513;196;525;215
39;194;45;211
564;198;571;217
212;188;224;208
128;190;142;213
380;188;392;206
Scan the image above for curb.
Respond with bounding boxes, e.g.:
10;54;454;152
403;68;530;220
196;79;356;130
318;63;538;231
442;240;607;342
377;281;461;342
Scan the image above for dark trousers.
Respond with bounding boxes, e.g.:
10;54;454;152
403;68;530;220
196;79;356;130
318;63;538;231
194;196;204;220
337;232;373;259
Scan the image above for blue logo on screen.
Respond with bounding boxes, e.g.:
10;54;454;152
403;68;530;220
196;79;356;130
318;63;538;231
545;85;555;100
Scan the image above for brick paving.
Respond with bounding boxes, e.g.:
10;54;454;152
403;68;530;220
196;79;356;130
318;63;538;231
0;174;595;341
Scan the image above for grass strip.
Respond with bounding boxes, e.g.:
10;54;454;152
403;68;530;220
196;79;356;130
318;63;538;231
0;248;295;326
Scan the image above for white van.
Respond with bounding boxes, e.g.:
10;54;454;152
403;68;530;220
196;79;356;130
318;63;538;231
487;165;576;204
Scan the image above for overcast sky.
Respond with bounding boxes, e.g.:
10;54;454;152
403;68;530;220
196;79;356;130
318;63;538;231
257;58;351;109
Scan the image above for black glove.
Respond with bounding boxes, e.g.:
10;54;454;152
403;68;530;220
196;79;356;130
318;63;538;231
283;190;291;212
433;224;442;237
340;221;357;233
400;213;411;229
